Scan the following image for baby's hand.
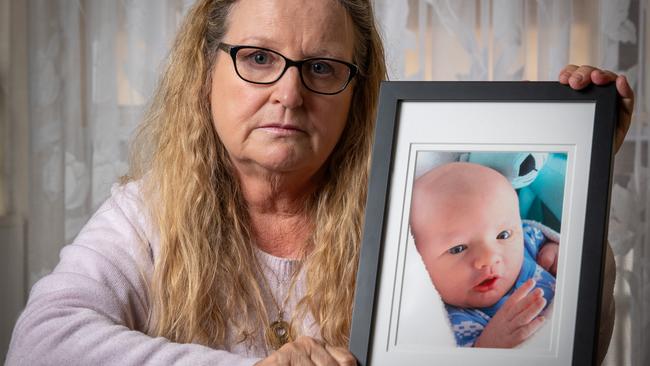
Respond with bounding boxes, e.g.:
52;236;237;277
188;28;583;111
537;242;559;276
474;279;546;348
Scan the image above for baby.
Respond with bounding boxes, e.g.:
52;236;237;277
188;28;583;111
410;162;559;348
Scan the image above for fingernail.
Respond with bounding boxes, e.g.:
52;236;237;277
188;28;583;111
570;74;583;83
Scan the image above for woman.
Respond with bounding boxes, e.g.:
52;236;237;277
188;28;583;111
6;0;634;365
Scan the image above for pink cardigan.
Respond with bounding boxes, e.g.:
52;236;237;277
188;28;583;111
7;182;311;365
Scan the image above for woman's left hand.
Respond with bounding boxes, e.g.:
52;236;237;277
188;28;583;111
558;65;635;153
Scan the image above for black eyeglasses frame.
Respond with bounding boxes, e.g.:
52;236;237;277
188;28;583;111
218;42;359;95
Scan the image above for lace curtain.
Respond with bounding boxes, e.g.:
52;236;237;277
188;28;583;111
374;0;648;365
24;0;194;283
14;0;648;364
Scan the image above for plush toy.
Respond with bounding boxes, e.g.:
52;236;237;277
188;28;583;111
461;152;566;232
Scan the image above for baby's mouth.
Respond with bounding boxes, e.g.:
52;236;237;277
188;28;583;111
474;276;499;292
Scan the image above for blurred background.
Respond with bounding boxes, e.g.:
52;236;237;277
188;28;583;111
0;0;647;364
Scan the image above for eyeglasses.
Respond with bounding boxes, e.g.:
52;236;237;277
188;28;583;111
218;42;358;95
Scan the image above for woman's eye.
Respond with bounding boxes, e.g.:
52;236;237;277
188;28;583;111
251;51;271;64
241;50;275;66
309;61;334;75
497;230;511;240
448;244;467;255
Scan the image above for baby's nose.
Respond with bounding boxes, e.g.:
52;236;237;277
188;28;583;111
473;246;501;269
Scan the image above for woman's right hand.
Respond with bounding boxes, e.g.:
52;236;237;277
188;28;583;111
256;336;357;366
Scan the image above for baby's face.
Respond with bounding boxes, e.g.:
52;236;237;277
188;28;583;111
411;163;524;308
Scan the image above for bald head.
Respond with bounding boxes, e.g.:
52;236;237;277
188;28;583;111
410;162;520;250
409;162;525;308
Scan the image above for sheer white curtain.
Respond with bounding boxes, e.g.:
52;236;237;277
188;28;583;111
25;0;194;285
374;0;648;364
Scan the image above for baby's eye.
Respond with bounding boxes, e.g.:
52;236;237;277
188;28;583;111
448;244;467;255
496;230;511;240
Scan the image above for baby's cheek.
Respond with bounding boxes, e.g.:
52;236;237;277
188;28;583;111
440;286;462;303
432;275;463;304
508;235;525;263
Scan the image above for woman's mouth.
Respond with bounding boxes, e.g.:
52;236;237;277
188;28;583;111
474;276;499;292
257;123;306;136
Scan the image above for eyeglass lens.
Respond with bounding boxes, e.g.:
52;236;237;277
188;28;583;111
233;47;353;94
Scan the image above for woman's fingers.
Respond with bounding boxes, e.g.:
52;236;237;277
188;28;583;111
256;336;355;366
568;65;598;89
293;337;338;366
616;74;635;99
558;64;635;153
559;64;617;88
614;74;634;153
591;69;618;84
558;64;578;84
325;345;357;366
305;339;341;366
559;64;604;88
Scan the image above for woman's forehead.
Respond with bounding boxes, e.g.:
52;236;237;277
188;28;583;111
225;0;355;58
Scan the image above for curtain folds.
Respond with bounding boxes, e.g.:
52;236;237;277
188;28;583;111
17;0;648;365
25;0;190;284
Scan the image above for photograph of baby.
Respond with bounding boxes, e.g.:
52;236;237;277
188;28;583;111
408;151;567;349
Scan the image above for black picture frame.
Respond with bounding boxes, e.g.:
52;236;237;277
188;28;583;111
350;81;618;366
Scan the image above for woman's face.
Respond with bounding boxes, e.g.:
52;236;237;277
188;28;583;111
210;0;355;180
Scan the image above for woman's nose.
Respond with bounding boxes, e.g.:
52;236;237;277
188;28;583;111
271;66;304;109
473;245;501;269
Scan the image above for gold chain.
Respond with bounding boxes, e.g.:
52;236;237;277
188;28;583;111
254;251;302;351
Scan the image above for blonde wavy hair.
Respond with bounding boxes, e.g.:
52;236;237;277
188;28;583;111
125;0;386;348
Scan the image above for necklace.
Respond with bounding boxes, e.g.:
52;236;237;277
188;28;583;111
255;251;302;351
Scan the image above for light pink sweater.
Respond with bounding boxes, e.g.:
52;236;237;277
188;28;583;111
6;182;312;366
6;182;618;365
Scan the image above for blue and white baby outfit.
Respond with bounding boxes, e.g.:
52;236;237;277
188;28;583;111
445;221;557;347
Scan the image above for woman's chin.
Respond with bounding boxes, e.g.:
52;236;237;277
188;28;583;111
246;154;319;177
256;144;322;169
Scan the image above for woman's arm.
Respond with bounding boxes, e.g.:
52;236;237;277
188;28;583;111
6;183;260;366
596;241;616;365
559;65;631;365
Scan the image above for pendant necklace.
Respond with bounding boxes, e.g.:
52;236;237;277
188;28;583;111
256;254;302;351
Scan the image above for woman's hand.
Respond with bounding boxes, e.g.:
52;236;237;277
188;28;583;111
256;336;357;366
558;64;635;153
473;279;546;348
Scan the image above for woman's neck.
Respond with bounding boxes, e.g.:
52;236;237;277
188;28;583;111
236;168;319;259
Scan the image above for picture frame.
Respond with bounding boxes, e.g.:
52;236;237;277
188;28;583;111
350;82;618;366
